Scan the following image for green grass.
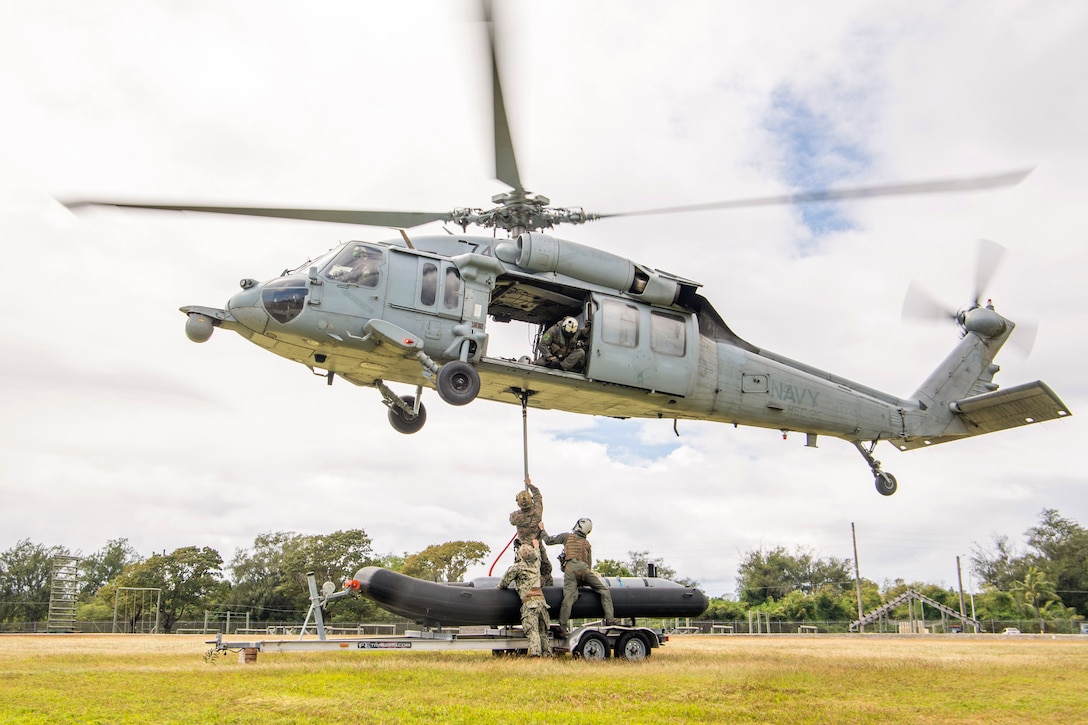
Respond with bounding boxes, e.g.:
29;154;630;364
1;634;1085;724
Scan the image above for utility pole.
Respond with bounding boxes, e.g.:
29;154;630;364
956;556;967;617
852;522;865;633
956;556;976;633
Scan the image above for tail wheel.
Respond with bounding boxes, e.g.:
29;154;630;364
615;632;651;661
388;396;427;434
875;472;898;496
436;361;480;406
572;632;611;661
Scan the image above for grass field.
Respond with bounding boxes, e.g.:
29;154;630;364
1;633;1085;724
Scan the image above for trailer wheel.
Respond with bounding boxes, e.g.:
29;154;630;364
573;632;611;661
615;632;651;661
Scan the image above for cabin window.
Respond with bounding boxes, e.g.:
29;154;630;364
325;244;382;288
650;311;686;357
600;299;639;348
420;263;438;306
443;267;462;310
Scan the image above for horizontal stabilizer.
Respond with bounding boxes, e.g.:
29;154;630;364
897;381;1071;450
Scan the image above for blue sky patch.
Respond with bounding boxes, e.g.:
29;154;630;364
764;85;871;237
552;418;682;465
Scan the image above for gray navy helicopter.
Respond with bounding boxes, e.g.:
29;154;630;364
66;3;1070;496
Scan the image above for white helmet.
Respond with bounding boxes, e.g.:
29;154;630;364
574;517;593;536
561;316;579;335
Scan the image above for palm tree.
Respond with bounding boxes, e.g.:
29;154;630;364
1011;566;1059;633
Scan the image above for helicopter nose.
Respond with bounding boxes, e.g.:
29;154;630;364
227;280;270;334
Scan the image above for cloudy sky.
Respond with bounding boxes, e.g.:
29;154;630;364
2;0;1085;601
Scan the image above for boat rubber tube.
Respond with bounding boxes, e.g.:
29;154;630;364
349;566;709;627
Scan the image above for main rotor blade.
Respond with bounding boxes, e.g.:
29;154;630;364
482;0;523;193
63;200;452;229
596;168;1033;220
973;238;1006;306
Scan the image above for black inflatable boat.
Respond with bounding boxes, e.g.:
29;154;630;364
347;566;709;627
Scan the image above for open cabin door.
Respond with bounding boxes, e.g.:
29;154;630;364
585;294;698;397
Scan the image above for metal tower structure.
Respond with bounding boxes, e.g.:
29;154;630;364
47;555;81;633
850;589;981;633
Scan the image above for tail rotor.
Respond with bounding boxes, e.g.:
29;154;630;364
971;238;1006;309
901;239;1035;355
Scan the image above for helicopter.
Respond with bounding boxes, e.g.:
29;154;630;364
64;2;1070;497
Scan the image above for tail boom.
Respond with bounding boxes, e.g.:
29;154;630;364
893;317;1070;450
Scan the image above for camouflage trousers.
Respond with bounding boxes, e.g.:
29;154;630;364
521;598;551;657
559;561;614;627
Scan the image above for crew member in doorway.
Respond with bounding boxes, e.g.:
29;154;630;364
509;479;553;586
542;517;617;638
497;543;552;657
535;316;586;372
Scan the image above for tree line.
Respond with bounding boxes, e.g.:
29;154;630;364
0;530;482;631
702;508;1086;628
1;509;1084;631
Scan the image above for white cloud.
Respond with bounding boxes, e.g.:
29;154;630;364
1;0;1084;603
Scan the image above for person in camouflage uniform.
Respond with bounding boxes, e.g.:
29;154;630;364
508;479;553;586
542;517;616;638
534;316;587;372
498;544;551;657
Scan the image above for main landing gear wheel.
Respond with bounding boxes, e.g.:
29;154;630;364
388;395;427;434
615;632;651;661
875;472;898;496
436;361;481;406
573;632;611;661
854;441;899;496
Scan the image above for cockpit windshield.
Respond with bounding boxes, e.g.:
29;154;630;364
324;243;383;287
282;246;340;276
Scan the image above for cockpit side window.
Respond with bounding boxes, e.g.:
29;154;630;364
325;244;382;287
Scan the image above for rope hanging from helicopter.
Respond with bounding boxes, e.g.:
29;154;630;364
488;389;533;575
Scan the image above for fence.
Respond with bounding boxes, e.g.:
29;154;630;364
610;618;1087;635
0;619;412;635
2;618;1084;635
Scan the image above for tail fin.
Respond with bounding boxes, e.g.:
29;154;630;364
912;318;1011;415
897;314;1070;449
